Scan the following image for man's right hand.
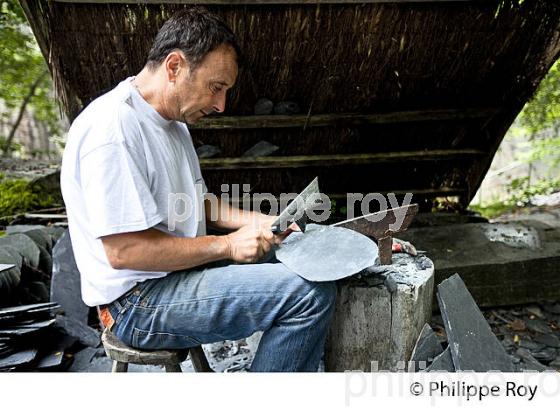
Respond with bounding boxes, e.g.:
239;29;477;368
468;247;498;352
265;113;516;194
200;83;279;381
224;225;274;263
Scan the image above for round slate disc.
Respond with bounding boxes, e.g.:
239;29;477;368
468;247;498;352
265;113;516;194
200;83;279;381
276;224;379;281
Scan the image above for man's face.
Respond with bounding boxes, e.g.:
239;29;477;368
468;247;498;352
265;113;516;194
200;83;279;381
168;44;238;124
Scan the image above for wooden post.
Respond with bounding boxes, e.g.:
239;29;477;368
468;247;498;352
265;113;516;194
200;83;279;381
324;254;434;371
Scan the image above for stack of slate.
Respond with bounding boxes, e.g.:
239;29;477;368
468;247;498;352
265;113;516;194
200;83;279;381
0;302;67;371
0;225;66;307
1;225;102;371
409;273;554;372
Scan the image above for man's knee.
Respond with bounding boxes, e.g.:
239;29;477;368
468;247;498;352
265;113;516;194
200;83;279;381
311;281;337;311
292;275;337;313
271;264;337;311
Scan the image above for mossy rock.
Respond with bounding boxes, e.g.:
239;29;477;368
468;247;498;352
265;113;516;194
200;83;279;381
0;176;57;219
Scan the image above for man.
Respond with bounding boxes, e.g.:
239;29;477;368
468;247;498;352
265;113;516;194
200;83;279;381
60;8;336;372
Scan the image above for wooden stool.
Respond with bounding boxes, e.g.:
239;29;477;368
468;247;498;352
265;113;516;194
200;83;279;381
101;328;213;372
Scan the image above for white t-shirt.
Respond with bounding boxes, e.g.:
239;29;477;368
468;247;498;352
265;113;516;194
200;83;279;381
61;77;207;307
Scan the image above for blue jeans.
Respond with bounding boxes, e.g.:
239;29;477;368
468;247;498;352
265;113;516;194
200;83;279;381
108;261;337;372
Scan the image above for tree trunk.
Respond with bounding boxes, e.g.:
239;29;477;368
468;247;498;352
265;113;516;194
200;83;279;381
2;71;47;157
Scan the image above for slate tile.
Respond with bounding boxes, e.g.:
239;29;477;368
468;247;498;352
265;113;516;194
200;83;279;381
534;333;560;348
409;323;444;372
50;230;90;324
195;144;221;159
0;234;41;268
518;338;545;352
0;302;59;318
526;305;545;319
531;347;558;363
0;348;38;370
54;315;100;348
35;349;65;370
516;348;549;372
437;273;515;371
242;141;279;157
526;319;552;334
20;228;53;253
425;347;454;372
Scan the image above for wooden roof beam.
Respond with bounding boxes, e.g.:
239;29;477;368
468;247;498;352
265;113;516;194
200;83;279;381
199;149;485;170
190;108;499;130
54;1;484;5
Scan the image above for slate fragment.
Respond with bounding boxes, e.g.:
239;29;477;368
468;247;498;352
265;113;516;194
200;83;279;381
242;141;279;157
534;333;560;348
276;224;378;281
196;144;221;159
0;348;38;370
0;302;60;325
35;349;65;370
0;234;41;268
6;225;46;235
51;230;89;324
409;323;444;372
273;101;300;115
526;318;551;334
21;228;53;253
0;247;23;270
518;338;545;352
0;260;20;303
531;347;558;363
45;226;66;244
437;273;515;372
516;348;549;372
54;315;101;348
254;98;274;115
425;347;454;372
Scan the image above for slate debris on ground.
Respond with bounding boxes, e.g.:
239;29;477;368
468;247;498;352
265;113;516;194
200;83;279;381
0;301;68;371
481;301;560;371
417;274;560;373
0;224;103;371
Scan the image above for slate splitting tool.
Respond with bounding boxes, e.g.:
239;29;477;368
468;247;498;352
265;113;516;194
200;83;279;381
270;177;319;234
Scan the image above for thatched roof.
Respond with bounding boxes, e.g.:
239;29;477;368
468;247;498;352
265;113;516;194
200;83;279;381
20;0;560;215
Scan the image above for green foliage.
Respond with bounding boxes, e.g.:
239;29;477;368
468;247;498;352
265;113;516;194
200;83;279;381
472;47;560;218
0;0;60;150
515;61;560;167
0;174;57;218
471;177;560;219
0;136;22;155
506;177;560;207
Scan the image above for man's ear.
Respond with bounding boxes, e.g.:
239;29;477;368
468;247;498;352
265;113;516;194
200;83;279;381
165;51;189;83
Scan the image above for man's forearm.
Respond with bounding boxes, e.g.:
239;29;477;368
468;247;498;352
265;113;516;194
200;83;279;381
206;198;274;231
101;228;231;272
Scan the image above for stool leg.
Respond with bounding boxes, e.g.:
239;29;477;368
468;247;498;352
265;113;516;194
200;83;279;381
165;363;183;372
189;346;213;372
112;361;128;372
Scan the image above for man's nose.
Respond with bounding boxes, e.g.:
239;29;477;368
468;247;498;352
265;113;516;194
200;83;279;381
212;94;226;113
